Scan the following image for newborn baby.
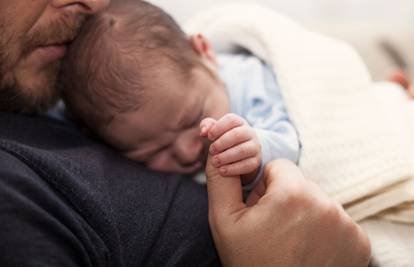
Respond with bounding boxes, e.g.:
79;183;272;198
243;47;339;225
61;0;299;188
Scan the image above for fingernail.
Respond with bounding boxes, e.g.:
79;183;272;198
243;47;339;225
209;145;216;155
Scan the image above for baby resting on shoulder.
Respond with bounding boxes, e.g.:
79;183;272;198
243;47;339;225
60;0;300;188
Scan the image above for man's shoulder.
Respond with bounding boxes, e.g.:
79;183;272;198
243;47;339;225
0;113;219;266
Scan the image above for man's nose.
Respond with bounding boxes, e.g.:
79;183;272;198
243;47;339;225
52;0;110;14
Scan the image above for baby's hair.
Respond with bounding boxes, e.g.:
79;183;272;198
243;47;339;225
61;0;200;130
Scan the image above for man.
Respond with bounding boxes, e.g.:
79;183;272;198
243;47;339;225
0;0;370;266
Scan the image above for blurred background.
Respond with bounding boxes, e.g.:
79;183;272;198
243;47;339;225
149;0;414;81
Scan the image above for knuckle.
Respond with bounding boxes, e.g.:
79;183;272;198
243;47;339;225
210;143;217;153
239;143;249;155
227;113;243;126
251;156;260;168
244;159;256;172
231;127;243;141
223;165;233;175
213;140;222;151
256;144;261;155
252;142;260;155
318;200;342;225
208;129;217;139
240;125;253;139
246;125;255;135
280;183;306;208
264;159;296;178
214;154;223;164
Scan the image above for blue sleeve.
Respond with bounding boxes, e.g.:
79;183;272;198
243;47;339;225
242;62;300;190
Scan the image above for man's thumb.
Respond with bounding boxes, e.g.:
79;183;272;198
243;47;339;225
205;155;245;217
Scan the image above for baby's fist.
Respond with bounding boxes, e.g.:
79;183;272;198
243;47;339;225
200;114;261;182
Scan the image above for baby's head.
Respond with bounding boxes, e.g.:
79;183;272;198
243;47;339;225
61;0;230;173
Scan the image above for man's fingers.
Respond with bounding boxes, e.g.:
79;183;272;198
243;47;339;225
263;159;306;194
205;154;245;218
207;113;245;141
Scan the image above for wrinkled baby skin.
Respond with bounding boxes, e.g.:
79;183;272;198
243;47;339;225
200;113;262;184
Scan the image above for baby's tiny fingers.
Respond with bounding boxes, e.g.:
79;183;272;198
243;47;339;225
208;113;245;140
209;125;252;155
200;117;216;137
218;157;261;177
212;141;259;167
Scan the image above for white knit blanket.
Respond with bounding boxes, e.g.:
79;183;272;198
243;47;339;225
184;3;414;223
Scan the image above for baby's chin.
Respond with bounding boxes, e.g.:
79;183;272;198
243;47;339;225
147;160;203;175
180;160;204;174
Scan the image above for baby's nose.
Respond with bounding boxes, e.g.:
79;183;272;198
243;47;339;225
174;135;204;165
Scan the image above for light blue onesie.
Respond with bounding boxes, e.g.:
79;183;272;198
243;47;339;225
218;53;300;190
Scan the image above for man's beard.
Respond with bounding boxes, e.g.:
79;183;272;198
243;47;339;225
0;61;60;114
0;13;85;114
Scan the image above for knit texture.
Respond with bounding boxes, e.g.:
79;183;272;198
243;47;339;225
361;219;414;267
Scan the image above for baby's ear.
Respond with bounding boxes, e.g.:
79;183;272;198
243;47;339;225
188;34;217;65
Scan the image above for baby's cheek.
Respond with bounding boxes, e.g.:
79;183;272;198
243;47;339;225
124;151;146;162
148;152;194;174
147;152;174;172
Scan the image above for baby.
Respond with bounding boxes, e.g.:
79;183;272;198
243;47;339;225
60;0;300;188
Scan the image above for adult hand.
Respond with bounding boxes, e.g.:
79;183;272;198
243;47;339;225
205;158;371;267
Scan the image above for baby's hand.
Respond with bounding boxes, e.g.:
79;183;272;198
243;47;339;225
200;114;261;184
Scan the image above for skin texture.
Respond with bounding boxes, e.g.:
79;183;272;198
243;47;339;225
205;157;371;267
101;34;233;174
0;0;109;113
200;114;262;184
102;63;231;174
102;34;261;183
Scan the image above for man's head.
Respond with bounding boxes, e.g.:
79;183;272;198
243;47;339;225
62;0;230;173
0;0;110;114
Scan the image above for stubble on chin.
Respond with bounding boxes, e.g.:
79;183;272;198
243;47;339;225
0;13;84;114
0;59;61;114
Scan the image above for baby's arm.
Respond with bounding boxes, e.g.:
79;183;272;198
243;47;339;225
200;85;300;189
200;113;299;189
242;113;300;190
